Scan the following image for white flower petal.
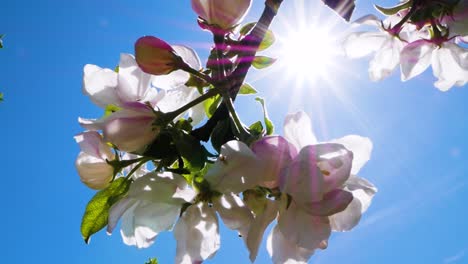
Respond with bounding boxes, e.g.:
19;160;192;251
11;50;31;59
369;37;402;81
432;42;468;91
267;225;315;264
204;140;260;193
213;193;253;238
117;53;156;104
331;135;372;174
330;175;377;231
107;197;137;235
245;197;279;262
277;200;331;251
343;31;388;58
174;203;220;264
400;40;434;81
283;111;317;150
82;64;119;108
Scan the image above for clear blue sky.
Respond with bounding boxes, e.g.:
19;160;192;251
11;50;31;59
1;0;467;263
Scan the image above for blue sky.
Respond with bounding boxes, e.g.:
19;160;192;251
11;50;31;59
1;0;468;263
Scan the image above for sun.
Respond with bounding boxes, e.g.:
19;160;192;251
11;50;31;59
278;24;342;86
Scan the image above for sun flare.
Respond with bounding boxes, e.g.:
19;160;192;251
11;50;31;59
278;24;342;86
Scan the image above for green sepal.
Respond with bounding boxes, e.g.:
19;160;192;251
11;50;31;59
239;83;258;95
374;1;411;16
249;121;265;137
0;34;4;49
252;56;277;69
255;97;274;135
0;92;3;102
114;65;119;73
80;178;131;244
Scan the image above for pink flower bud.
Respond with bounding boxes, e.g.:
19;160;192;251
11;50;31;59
74;131;115;190
191;0;252;30
135;36;181;75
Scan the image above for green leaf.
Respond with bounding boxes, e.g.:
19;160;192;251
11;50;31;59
114;65;119;73
255;97;274;135
252;56;277;69
81;178;131;244
258;29;275;51
239;22;256;36
0;93;3;102
239;83;258;95
203;94;221;118
145;258;159;264
173;130;207;171
374;1;411;16
239;23;275;51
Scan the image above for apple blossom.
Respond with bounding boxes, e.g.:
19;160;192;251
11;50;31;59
243;111;377;263
74;131;115;190
191;0;252;30
107;172;196;249
343;15;408;81
400;39;468;91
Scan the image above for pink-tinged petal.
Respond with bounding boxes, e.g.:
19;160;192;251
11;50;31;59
135;36;179;76
133;201;181;237
120;201;158;249
280;145;325;203
191;0;252;30
316;143;353;193
99;105;158;153
74;131;114;160
174;203;220;264
301;189;353;216
343;31;387;58
82;64;119;108
400;39;434;81
251;136;294;188
277;200;331;251
283;111;317;150
78;117;104;131
369;37;402;81
432;42;468;91
330;175;377;231
267;225;315;264
245;196;279;262
213;193;253;238
331;135;372;174
204;140;261;193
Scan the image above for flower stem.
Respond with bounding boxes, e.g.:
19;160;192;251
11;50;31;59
165;87;220;121
181;64;215;85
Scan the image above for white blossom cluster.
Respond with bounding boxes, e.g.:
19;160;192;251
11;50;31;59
343;0;468;91
74;0;379;263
